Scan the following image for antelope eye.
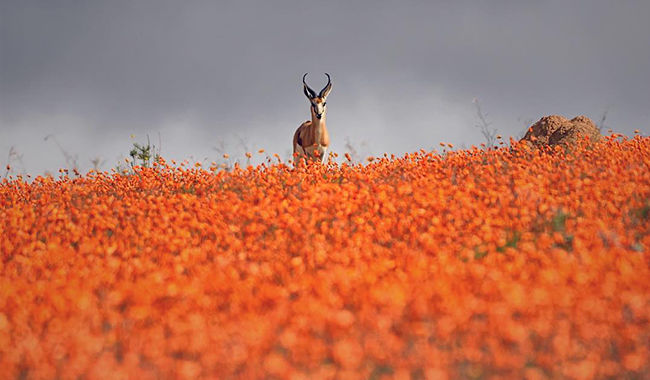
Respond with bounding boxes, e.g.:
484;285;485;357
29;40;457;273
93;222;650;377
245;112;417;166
323;102;327;106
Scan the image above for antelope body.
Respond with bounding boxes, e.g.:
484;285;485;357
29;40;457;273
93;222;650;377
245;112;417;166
293;73;332;163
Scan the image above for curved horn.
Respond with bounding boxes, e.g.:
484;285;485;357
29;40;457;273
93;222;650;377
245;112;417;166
319;73;332;99
303;73;316;99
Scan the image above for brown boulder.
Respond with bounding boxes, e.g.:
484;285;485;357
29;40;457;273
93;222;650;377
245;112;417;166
520;115;601;147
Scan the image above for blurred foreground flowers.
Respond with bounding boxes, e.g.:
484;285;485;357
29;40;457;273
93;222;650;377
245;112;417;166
1;135;649;379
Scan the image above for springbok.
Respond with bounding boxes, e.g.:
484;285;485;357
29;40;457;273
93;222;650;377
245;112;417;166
293;73;332;163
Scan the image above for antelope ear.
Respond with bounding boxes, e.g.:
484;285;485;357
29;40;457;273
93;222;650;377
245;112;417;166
319;73;332;99
304;84;315;100
303;73;316;100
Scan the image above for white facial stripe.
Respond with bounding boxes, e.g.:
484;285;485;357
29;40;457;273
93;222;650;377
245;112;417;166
312;103;324;115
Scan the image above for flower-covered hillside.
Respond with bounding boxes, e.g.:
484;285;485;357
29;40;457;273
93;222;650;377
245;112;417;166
1;135;649;380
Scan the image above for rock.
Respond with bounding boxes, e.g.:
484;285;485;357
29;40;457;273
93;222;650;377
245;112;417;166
520;115;601;148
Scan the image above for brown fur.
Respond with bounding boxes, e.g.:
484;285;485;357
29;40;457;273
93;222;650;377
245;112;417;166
294;74;332;163
293;98;330;162
293;120;330;149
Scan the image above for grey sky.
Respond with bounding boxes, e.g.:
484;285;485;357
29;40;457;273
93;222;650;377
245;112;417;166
1;0;649;174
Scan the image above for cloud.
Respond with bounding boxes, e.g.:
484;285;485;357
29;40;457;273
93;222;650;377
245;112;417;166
1;0;649;174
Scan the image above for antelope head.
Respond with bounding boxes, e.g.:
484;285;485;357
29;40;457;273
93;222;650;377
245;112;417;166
303;73;332;120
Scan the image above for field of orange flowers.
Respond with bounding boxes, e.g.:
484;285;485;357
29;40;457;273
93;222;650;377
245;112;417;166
1;135;649;380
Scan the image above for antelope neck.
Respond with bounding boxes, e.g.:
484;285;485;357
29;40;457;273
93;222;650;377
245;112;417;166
310;108;326;139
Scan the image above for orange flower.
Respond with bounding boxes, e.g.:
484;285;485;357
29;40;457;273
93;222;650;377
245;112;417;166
332;339;363;369
0;133;648;379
